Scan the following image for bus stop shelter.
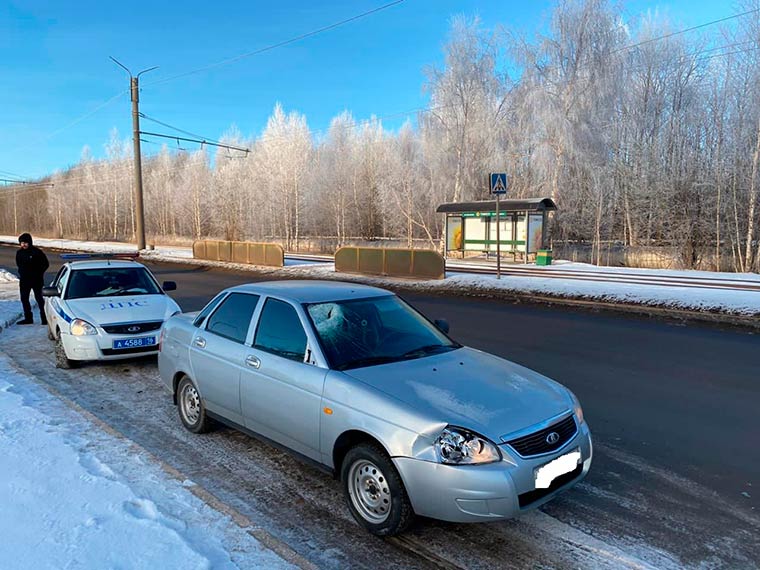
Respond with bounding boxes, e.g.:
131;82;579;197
436;198;557;259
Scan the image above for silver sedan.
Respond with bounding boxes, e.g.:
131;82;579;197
158;280;592;535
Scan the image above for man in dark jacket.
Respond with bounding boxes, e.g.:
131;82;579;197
16;233;49;325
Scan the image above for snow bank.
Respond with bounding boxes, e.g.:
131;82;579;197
0;235;193;259
0;269;23;330
434;272;760;316
0;353;295;569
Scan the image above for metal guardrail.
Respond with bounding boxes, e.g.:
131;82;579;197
193;240;284;267
335;247;445;280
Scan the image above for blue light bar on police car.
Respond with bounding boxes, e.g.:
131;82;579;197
60;252;140;260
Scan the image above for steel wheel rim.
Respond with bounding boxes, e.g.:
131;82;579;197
180;383;201;425
348;459;391;524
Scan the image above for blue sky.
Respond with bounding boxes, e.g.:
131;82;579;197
0;0;730;179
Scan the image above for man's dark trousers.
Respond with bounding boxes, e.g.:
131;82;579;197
20;279;45;322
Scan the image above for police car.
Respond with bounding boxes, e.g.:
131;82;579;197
42;253;181;369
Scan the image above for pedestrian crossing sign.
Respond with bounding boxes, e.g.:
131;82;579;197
490;173;507;195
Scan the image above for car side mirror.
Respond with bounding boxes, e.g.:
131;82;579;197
163;281;177;292
434;319;450;334
42;287;59;298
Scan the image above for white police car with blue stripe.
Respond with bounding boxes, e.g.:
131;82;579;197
42;254;181;368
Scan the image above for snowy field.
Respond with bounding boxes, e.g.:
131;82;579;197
2;235;759;317
0;270;296;569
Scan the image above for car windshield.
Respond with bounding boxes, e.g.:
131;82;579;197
65;267;162;300
306;295;459;371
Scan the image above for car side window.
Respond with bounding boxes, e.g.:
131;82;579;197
205;293;260;344
58;267;71;295
254;298;307;362
194;293;226;327
51;266;68;290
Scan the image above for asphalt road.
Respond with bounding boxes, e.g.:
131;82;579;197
1;245;758;568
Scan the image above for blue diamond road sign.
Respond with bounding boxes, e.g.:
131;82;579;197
490;172;507;195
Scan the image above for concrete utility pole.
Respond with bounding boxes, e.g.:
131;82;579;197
111;57;157;251
130;76;146;250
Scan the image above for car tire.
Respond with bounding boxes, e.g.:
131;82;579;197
47;326;55;341
54;333;77;369
341;442;414;536
177;376;212;434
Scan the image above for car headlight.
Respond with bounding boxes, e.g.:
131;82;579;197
434;426;501;465
70;319;97;336
569;391;585;424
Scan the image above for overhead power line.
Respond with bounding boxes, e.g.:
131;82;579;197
139;114;229;147
0;178;54;187
145;0;406;87
0;169;29;180
12;89;129;158
613;7;760;54
139;131;250;154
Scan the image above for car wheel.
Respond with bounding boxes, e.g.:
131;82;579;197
177;376;212;434
54;333;77;369
341;443;414;536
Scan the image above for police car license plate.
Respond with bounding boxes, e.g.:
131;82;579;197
112;337;157;350
534;449;581;489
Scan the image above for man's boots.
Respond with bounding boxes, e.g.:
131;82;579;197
17;317;33;325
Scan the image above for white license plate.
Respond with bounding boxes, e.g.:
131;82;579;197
534;449;581;489
112;336;156;350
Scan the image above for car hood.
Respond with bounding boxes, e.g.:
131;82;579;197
342;347;572;442
65;295;178;326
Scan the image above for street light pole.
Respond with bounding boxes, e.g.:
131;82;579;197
111;57;158;251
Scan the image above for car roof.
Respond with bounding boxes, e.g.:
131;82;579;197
65;260;146;270
226;280;392;304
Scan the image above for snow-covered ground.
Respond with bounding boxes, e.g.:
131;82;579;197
0;270;296;569
0;235;193;260
0;268;23;330
2;235;759;317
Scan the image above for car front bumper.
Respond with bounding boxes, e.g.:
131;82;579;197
61;331;159;361
393;422;592;523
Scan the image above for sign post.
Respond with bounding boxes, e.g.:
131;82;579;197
490;173;508;279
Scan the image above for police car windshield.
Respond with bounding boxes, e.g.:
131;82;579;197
65;268;161;300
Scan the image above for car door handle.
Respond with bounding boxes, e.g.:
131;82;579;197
193;336;206;349
245;355;261;369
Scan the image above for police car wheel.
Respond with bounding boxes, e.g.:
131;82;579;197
177;376;212;434
54;333;78;369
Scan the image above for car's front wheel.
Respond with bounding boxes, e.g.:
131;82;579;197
54;332;77;369
341;443;414;536
177;376;212;434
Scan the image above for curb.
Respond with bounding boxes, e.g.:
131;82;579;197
424;287;760;331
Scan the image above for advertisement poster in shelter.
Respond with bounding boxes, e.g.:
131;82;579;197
447;216;463;250
528;214;544;253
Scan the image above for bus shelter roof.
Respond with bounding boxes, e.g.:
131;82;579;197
436;198;557;214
